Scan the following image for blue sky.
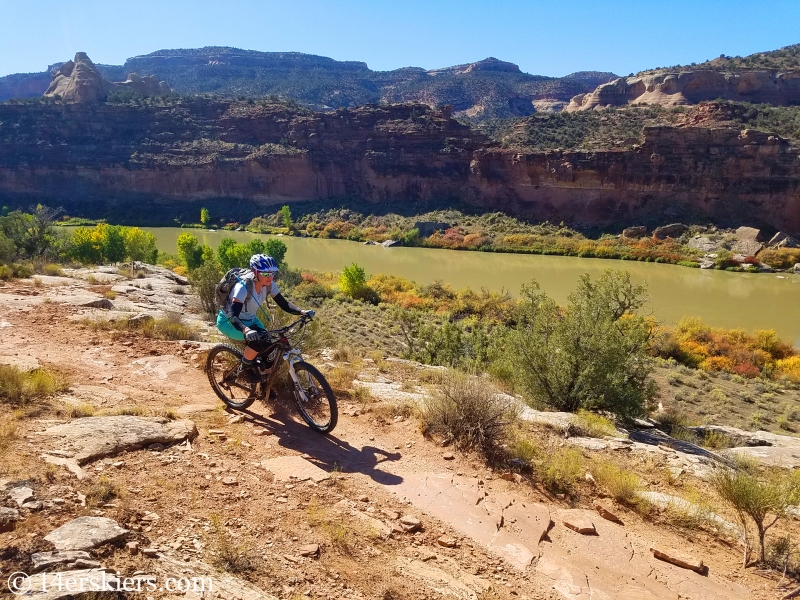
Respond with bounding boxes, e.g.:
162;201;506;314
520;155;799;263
1;0;798;78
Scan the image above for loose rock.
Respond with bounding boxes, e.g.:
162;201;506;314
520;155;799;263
560;510;597;535
400;515;422;532
44;516;129;551
651;545;707;574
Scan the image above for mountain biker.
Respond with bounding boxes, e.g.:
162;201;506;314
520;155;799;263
217;254;314;383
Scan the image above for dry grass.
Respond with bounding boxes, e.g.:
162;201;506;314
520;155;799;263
538;445;584;493
327;365;359;390
0;365;68;406
207;513;256;573
574;410;618;438
0;421;18;454
371;398;418;421
84;312;200;341
84;475;120;507
421;369;519;456
590;458;643;505
59;402;96;419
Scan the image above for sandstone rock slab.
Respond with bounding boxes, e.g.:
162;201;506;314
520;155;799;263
31;550;94;573
622;226;647;238
395;556;489;600
0;353;41;372
8;485;34;507
44;517;128;551
159;555;279;600
651;546;706;573
131;355;185;380
261;456;330;482
559;509;596;535
593;500;623;524
37;416;197;465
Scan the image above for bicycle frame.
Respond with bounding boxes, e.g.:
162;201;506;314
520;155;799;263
253;317;310;400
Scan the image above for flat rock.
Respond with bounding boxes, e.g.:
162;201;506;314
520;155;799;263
261;456;330;482
298;544;319;557
438;536;457;548
559;509;596;535
0;353;40;372
518;408;575;432
400;514;422;532
44;516;128;551
392;472;551;570
131;355;185;380
36;416;197;465
593;500;623;524
395;556;489;600
59;294;115;309
159;555;280;600
30;550;93;573
638;492;740;537
651;546;706;574
722;445;800;468
8;485;35;507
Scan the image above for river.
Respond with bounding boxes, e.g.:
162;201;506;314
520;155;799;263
142;228;800;345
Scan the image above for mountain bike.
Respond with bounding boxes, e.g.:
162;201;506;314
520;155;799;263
205;315;337;433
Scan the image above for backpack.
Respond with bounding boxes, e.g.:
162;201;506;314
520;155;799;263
215;268;255;312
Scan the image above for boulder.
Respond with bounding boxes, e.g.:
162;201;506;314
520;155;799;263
735;226;766;243
0;506;21;531
8;484;34;507
732;238;763;257
44;516;128;551
381;239;401;248
621;226;647;238
652;223;687;239
768;231;798;247
687;235;724;252
36;416;197;465
794;263;800;274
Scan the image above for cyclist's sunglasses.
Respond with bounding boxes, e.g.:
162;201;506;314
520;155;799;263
258;270;275;277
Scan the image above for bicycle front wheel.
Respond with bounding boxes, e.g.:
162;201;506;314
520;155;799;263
291;362;337;433
206;344;258;410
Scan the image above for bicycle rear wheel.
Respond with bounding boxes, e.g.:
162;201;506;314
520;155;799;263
292;362;337;433
206;344;259;410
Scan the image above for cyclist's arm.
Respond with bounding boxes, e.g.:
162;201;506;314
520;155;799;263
272;292;303;315
228;300;248;332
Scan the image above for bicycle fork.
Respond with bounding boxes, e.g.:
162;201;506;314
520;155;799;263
284;349;309;403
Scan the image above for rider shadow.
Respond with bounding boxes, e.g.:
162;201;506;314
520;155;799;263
239;403;404;487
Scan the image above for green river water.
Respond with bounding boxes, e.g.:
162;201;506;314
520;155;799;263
142;228;800;346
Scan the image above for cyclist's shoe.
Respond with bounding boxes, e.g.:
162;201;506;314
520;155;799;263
236;363;261;384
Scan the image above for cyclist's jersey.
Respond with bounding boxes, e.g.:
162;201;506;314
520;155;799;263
225;279;280;321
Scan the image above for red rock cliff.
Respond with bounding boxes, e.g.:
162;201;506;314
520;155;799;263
0;100;798;233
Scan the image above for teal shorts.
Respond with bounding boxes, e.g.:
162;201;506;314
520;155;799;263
216;311;267;341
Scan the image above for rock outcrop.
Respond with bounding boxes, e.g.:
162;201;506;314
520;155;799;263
43;52;169;103
567;69;800;111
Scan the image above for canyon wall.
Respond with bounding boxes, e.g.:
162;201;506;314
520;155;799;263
0;101;798;233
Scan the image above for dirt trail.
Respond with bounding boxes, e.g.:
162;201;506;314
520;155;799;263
0;273;790;599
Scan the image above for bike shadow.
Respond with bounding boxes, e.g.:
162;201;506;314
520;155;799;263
238;402;404;487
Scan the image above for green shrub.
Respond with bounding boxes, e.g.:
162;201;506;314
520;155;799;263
492;270;655;417
190;260;223;317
